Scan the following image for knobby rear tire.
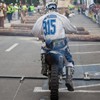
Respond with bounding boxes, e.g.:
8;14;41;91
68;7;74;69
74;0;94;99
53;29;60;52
50;65;59;100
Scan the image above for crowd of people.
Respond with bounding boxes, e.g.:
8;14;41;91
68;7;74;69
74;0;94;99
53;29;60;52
0;2;43;27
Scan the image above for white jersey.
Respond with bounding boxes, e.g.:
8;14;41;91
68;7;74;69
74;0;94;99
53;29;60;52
32;11;77;40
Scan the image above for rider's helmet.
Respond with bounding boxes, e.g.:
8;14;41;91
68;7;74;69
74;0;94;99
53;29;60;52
46;2;57;11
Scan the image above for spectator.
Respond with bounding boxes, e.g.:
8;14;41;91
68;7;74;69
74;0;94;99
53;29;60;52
78;6;81;14
37;5;41;14
10;3;14;20
2;3;7;19
0;3;4;27
6;4;12;23
22;4;28;16
28;4;35;16
13;3;19;20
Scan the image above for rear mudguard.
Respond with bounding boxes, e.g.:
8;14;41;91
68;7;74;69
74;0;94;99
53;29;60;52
46;51;64;74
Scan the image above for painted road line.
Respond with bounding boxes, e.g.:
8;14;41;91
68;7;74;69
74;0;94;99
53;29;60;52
75;63;100;67
74;83;100;89
5;43;19;52
34;87;49;92
61;90;100;93
72;51;100;54
95;72;100;76
69;43;100;47
33;87;100;93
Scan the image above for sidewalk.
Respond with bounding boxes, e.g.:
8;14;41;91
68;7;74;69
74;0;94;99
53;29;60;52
70;13;100;35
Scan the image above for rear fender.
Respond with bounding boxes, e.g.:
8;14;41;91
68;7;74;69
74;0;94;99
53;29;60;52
46;51;64;67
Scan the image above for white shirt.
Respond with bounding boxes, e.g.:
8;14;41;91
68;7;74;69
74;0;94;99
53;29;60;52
32;11;77;40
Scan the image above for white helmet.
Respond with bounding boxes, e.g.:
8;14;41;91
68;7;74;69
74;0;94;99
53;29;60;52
46;2;57;10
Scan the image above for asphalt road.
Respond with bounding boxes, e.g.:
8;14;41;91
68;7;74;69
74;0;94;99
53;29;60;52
0;36;100;100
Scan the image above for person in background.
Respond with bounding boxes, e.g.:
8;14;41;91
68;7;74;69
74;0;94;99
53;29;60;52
37;4;41;14
0;3;4;27
2;2;7;19
21;4;28;16
14;3;19;20
10;3;14;20
28;4;35;16
78;6;81;14
6;4;12;23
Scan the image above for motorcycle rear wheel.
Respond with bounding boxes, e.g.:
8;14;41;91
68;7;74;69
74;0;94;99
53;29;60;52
50;65;59;100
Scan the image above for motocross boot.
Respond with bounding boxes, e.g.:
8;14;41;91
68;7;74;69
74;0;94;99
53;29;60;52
65;64;74;91
41;54;48;76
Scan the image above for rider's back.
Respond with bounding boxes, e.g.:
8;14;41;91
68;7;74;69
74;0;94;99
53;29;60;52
32;11;77;40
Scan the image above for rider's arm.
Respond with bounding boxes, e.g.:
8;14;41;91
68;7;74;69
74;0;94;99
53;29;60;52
60;15;78;34
32;16;44;41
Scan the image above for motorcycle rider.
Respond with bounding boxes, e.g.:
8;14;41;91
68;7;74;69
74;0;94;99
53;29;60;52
32;2;78;91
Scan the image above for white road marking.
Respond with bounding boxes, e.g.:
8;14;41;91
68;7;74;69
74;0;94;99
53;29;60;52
5;43;19;52
33;85;100;93
75;63;100;67
95;72;100;76
74;83;100;89
69;43;100;47
72;51;100;54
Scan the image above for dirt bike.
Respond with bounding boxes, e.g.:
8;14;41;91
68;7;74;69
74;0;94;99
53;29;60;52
43;38;69;100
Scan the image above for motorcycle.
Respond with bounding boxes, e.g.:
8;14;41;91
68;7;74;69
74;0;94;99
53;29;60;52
42;38;70;100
